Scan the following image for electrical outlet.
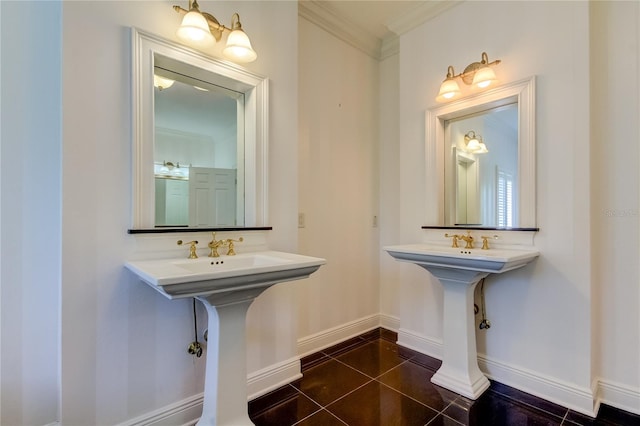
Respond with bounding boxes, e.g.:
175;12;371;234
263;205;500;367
373;215;378;228
298;213;305;228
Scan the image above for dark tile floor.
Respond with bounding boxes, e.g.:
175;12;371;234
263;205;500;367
249;328;640;426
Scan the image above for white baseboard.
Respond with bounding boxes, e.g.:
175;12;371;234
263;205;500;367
379;313;400;332
478;355;597;417
117;393;203;426
118;358;301;426
397;327;598;417
596;378;640;416
297;314;382;357
397;327;443;360
247;356;302;400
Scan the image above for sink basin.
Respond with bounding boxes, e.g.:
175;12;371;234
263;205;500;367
125;250;325;425
125;250;325;300
384;243;538;400
384;244;539;274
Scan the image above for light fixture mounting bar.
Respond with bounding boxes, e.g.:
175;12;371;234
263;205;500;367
173;5;226;41
452;52;501;85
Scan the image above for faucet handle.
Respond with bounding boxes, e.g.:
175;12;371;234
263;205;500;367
444;233;460;248
177;240;199;259
463;230;474;249
208;233;225;258
480;235;499;250
225;237;244;256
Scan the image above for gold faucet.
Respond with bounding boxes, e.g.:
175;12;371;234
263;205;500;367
480;235;499;250
177;240;199;259
444;233;461;248
459;231;474;249
208;232;226;258
225;237;244;256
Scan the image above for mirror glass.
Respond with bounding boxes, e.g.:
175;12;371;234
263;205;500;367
444;103;518;227
131;29;269;230
154;64;244;227
425;77;536;229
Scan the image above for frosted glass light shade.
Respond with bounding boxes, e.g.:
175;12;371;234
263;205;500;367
466;137;481;151
436;78;461;102
153;75;175;90
472;66;497;88
223;29;257;63
476;142;489;153
177;10;214;44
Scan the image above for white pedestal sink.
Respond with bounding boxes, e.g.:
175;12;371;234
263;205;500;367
384;244;538;400
125;251;326;425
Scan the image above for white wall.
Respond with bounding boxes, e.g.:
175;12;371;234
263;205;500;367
590;0;640;414
297;16;381;348
0;2;62;425
380;0;639;416
378;51;402;325
0;0;299;424
2;1;638;424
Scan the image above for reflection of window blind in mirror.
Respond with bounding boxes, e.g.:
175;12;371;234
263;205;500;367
497;168;514;227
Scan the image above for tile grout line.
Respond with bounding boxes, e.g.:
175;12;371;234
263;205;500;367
323;344;458;420
292;407;348;426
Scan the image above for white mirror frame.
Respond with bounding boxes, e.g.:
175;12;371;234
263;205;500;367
131;28;269;229
425;77;536;228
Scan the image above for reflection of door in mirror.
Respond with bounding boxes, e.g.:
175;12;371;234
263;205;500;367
445;103;518;227
188;167;237;226
455;151;480;225
153;66;243;227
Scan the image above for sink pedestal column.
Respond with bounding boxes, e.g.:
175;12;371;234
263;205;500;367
425;267;491;400
196;294;258;426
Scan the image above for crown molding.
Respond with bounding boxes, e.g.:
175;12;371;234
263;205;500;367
380;35;399;60
385;0;463;36
298;1;463;61
298;0;382;59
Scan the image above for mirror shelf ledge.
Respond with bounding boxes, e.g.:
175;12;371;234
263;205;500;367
421;226;539;232
128;226;272;234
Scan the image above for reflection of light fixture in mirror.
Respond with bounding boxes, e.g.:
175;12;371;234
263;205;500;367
154;75;175;90
464;131;489;154
436;52;501;102
156;161;189;179
173;1;257;63
193;85;209;92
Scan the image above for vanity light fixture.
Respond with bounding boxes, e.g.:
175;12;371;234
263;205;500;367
436;52;501;102
464;131;489;154
173;0;257;63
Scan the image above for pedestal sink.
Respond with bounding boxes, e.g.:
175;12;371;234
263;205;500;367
125;251;325;425
384;244;538;399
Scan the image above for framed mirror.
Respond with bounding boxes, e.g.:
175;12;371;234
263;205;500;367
425;77;536;229
131;28;269;231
